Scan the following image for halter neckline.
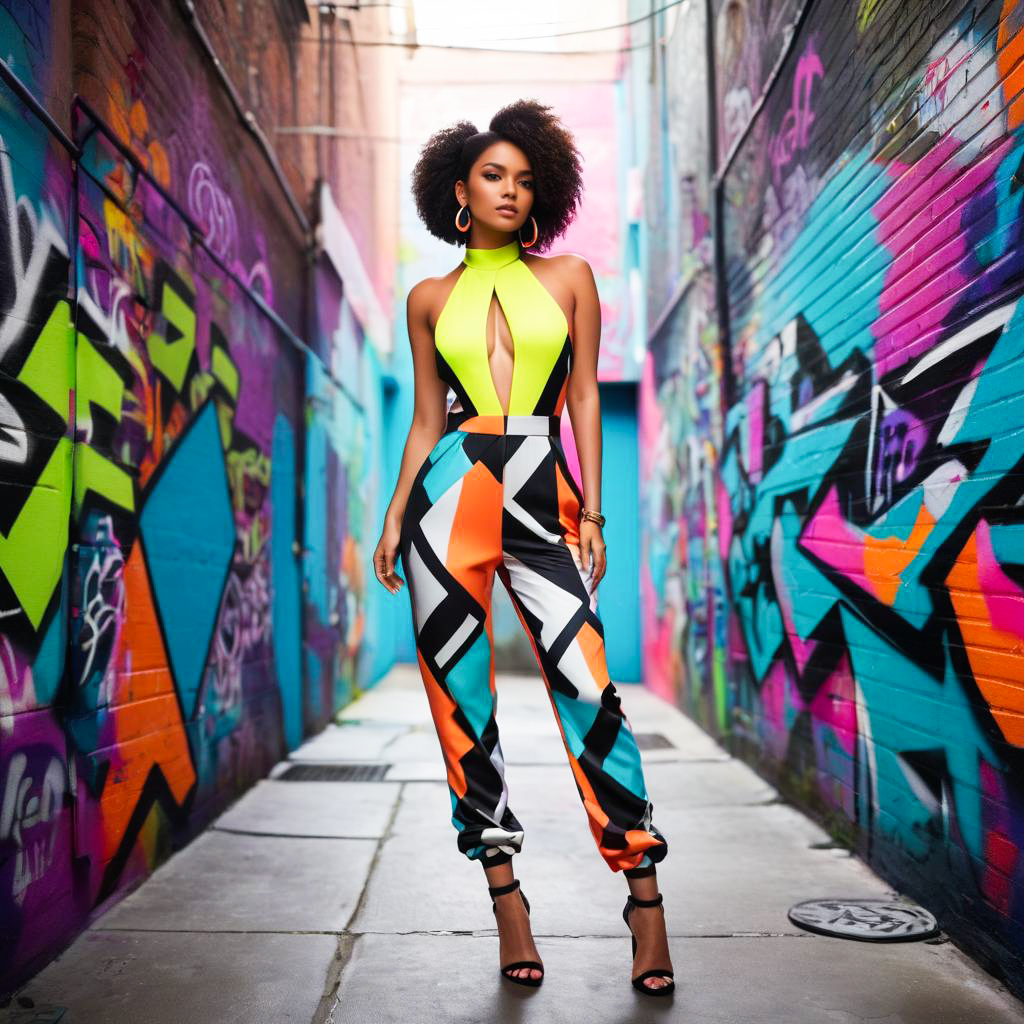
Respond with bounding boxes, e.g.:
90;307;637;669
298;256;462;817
463;239;521;270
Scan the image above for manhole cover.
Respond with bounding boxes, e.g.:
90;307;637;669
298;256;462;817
2;1008;66;1023
634;732;675;750
788;898;939;941
278;763;391;781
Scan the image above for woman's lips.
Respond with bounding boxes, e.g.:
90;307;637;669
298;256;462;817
496;207;517;216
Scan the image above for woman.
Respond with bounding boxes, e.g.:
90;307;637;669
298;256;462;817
372;99;674;996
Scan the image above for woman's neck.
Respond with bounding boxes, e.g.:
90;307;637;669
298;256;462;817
465;228;517;250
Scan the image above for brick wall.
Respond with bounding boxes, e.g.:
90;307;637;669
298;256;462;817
0;0;391;994
634;0;1024;997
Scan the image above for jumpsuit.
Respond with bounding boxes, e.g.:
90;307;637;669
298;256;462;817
398;238;667;876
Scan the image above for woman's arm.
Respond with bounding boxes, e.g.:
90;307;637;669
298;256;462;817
563;254;606;591
374;279;449;593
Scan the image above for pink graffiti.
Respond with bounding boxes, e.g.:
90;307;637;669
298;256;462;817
799;486;870;591
768;42;824;189
922;51;970;112
758;661;792;763
716;477;733;566
759;655;858;813
771;509;818;675
976;519;1024;637
0;636;34;730
746;379;766;482
980;759;1019;914
873;134;1014;377
808;657;857;758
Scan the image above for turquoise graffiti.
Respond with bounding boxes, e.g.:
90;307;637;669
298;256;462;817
638;0;1024;999
0;5;374;996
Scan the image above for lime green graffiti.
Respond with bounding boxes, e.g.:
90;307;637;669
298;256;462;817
0;299;73;629
857;0;881;31
211;344;239;402
74;334;134;516
146;274;196;393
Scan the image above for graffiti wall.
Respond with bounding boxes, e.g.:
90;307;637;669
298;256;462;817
0;0;382;994
634;0;727;720
303;261;368;726
637;0;1024;996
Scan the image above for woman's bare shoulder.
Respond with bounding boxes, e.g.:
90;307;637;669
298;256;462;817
524;250;594;294
407;265;463;312
524;249;591;275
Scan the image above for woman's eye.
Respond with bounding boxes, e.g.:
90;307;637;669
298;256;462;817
483;172;532;187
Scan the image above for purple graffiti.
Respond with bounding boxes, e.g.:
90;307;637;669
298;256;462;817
188;162;238;263
1;747;66;904
78;516;125;695
872;406;926;512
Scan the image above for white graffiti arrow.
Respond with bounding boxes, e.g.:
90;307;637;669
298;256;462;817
0;390;27;463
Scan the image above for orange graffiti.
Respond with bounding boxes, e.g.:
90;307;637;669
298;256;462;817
947;525;1024;748
96;545;196;866
107;82;171;189
998;1;1024;130
862;500;936;606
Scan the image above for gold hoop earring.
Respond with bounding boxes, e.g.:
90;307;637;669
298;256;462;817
519;215;538;248
455;204;471;233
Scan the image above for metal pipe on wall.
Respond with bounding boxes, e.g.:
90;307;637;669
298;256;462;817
176;0;313;240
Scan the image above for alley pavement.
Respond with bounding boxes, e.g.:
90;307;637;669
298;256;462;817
8;665;1024;1023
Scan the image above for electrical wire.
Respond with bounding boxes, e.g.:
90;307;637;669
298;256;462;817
423;0;690;41
306;0;690;49
295;33;667;55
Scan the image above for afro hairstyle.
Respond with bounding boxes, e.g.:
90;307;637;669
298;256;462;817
410;99;583;252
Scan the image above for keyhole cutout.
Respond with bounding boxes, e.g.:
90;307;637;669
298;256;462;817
486;287;516;416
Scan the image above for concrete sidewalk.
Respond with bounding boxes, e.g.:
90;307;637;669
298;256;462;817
8;665;1024;1023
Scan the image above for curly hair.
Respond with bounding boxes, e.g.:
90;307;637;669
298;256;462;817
411;100;584;252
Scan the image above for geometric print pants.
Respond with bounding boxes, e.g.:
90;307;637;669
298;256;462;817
398;412;668;875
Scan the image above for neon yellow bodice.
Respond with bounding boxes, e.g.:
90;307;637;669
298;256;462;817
434;239;572;419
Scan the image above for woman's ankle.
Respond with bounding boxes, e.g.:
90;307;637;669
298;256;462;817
626;870;659;904
483;860;515;890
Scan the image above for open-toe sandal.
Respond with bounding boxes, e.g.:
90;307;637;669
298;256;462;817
622;892;675;997
489;878;544;987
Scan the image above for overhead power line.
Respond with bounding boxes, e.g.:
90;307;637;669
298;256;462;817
426;0;692;41
307;0;691;48
296;33;673;56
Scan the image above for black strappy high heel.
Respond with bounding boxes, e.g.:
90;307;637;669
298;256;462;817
622;892;675;997
488;878;544;987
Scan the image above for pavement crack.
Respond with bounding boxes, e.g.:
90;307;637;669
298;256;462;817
343;929;813;939
377;725;414;754
343;779;404;933
312;933;354;1024
92;927;346;934
313;780;405;1024
210;826;378;841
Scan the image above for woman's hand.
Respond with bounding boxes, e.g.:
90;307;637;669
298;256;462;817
373;516;406;594
579;519;606;593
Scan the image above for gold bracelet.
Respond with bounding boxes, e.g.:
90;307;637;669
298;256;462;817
580;508;605;527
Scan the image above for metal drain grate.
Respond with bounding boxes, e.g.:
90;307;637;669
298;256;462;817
633;732;675;750
278;763;392;782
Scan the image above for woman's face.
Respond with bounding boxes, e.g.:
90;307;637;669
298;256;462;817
456;140;534;236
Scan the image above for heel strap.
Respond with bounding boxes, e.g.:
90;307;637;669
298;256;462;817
627;892;663;908
488;878;521;898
